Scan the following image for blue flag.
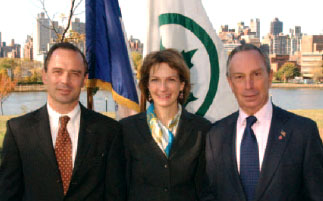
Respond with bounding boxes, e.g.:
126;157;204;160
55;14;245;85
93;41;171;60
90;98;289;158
86;0;139;112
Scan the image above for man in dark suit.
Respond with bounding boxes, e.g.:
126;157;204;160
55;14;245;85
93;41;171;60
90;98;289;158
0;42;124;201
201;44;323;201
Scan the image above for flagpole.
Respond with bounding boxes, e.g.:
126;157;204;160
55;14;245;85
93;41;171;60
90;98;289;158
87;88;94;110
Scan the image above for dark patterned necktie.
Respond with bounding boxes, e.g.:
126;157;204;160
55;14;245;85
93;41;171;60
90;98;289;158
240;116;259;201
55;116;72;195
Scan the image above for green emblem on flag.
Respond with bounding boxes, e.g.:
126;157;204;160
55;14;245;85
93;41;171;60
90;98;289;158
159;13;220;116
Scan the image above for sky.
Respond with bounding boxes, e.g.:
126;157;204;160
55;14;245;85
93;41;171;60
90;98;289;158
0;0;322;46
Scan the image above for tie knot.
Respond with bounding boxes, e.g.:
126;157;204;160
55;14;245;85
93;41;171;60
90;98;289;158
246;116;257;128
59;116;70;127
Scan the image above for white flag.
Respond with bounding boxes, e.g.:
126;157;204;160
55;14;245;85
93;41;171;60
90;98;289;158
146;0;237;122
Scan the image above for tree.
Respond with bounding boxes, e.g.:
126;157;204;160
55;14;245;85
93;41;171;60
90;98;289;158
131;52;143;79
0;58;19;70
276;62;300;82
312;62;323;82
38;0;84;42
0;70;17;115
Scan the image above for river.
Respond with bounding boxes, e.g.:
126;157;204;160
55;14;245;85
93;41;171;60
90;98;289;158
2;88;323;115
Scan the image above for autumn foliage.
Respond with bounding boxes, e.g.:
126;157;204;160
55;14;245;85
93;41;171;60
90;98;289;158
0;71;17;115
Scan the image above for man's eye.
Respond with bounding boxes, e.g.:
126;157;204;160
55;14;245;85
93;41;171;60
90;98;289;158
71;72;81;77
255;72;262;76
234;75;243;79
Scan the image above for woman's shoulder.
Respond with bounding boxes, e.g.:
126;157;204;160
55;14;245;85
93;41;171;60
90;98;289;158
182;109;211;127
119;112;146;124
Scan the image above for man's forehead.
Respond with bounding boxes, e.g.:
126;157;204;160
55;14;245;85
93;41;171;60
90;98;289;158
231;50;265;65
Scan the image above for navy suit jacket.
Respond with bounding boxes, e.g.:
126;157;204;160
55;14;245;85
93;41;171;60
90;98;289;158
201;105;323;201
0;104;124;201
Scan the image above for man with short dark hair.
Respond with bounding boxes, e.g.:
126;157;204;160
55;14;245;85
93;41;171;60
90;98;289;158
201;44;323;201
0;42;125;201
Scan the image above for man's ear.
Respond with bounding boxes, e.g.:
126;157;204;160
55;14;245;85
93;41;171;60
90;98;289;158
42;69;47;85
82;73;88;87
227;76;233;91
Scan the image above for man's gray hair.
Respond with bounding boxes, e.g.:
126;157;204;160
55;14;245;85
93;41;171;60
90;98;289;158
226;44;271;77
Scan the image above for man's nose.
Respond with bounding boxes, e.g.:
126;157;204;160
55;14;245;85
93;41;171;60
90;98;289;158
245;76;254;89
61;72;69;83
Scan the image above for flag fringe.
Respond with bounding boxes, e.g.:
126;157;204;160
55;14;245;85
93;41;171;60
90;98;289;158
87;79;140;112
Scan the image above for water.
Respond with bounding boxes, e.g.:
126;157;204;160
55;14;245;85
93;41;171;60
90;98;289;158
270;88;323;110
1;88;323;115
2;90;116;115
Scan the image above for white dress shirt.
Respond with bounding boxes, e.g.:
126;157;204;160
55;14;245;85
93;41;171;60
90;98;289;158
236;99;273;172
47;103;81;167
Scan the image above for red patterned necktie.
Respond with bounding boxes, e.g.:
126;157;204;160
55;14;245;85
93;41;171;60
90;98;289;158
55;116;72;195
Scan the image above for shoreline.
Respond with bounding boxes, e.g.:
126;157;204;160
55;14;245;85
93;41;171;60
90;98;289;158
271;83;323;88
13;83;323;92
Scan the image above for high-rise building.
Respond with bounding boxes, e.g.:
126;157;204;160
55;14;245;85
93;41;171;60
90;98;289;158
301;35;323;79
49;21;63;42
250;18;260;38
273;34;290;55
301;35;323;52
295;26;301;37
33;12;50;62
24;35;33;60
270;18;283;35
129;35;144;54
71;18;85;34
236;22;246;34
289;26;302;55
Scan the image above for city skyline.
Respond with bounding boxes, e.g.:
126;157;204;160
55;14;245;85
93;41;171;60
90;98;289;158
0;0;323;45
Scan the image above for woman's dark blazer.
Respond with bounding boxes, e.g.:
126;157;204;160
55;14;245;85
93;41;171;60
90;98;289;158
120;109;211;201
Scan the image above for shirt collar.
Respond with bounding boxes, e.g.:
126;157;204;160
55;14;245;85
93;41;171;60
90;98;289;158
47;103;80;124
238;98;273;126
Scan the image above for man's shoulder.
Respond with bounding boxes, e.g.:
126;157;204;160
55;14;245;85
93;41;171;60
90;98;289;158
273;105;317;128
8;106;46;125
81;106;119;127
213;111;239;128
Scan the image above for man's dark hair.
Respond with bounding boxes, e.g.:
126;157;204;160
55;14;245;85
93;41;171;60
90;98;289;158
226;43;270;76
44;42;88;74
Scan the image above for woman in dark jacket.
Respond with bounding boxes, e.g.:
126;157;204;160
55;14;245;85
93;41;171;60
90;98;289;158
120;49;211;201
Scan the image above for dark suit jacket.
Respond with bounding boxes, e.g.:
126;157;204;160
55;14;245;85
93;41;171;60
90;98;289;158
120;109;211;201
0;104;124;201
201;105;323;201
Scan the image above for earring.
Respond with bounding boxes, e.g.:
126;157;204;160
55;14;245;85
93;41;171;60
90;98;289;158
179;91;184;100
148;91;152;102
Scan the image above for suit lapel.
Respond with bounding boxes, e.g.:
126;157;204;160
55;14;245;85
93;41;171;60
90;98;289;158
169;109;194;158
222;112;246;201
255;105;290;201
34;105;59;170
72;105;95;176
136;112;167;160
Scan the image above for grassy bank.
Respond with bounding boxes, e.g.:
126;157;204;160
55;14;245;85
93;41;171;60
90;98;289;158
0;110;322;152
289;109;323;139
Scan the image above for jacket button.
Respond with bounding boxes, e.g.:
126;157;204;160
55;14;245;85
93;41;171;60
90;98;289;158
164;187;168;192
164;164;168;168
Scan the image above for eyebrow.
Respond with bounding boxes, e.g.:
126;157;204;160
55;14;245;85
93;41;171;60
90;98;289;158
51;67;82;74
150;75;179;78
231;68;263;75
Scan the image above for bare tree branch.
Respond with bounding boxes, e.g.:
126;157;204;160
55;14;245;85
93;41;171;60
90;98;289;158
37;0;60;39
36;0;84;43
60;0;76;42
